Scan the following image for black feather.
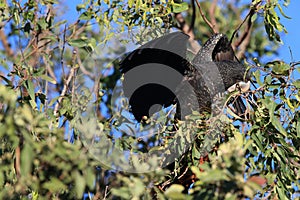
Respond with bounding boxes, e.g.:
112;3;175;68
119;32;249;121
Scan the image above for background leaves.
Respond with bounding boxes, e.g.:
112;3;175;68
0;0;299;199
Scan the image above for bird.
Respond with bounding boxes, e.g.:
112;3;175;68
119;31;250;122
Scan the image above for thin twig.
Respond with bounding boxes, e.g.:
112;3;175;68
77;53;95;80
288;47;294;62
71;49;78;106
0;29;14;56
177;166;189;180
42;45;54;114
15;146;21;178
235;26;253;59
230;9;255;44
53;67;77;117
159;178;172;190
209;0;219;33
175;13;194;39
19;39;52;64
230;1;261;46
230;2;261;59
61;24;67;80
103;186;109;200
195;0;217;34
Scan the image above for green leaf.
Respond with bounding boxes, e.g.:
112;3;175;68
271;117;287;137
293;79;300;89
25;80;37;108
37;18;47;30
251;13;257;23
227;107;243;119
74;171;86;199
191;166;202;178
48;96;60;107
234;131;244;147
276;3;291;19
32;191;39;200
13;10;20;25
26;80;35;101
135;0;141;13
76;3;86;11
39;74;57;84
264;74;272;85
275;183;287;199
253;70;262;85
171;2;189;13
111;187;131;199
32;67;45;77
42;35;58;42
272;61;290;74
79;11;94;20
0;172;4;187
68;38;88;47
200;169;229;182
243;184;255;198
131;178;145;197
192;144;201;160
276;146;287;164
261;96;276;121
283;0;290;7
43;177;67;192
164;184;186;199
85;167;96;189
296;122;300;138
21;143;34;175
251;130;264;152
244;139;253;150
128;0;134;8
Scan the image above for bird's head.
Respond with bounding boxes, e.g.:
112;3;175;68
193;33;234;63
211;34;235;62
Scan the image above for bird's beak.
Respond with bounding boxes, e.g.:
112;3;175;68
227;81;251;93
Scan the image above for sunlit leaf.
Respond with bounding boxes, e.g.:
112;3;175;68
43;177;67;192
171;2;189;13
68;38;88;47
165;184;185;199
74;171;86;199
271;117;287;137
40;74;57;84
21;143;34;175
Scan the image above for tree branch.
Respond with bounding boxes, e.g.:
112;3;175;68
175;13;200;54
230;2;260;59
195;0;217;34
0;29;14;57
231;9;255;46
209;0;219;33
235;26;252;60
77;53;95;80
53;66;77;117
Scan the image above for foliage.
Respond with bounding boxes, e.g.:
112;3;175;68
0;0;299;199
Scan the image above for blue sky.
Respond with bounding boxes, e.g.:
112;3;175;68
277;0;300;63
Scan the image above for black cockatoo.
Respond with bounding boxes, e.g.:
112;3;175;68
119;32;250;121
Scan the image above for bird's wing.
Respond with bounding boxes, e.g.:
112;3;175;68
120;32;190;74
119;32;191;121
